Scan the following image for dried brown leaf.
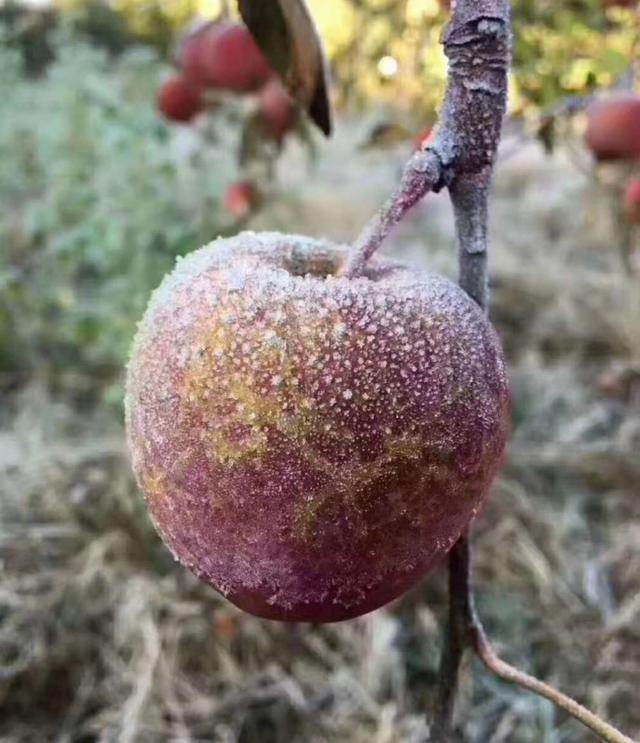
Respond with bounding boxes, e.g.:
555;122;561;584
238;0;332;136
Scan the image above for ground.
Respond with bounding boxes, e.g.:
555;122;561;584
1;122;639;742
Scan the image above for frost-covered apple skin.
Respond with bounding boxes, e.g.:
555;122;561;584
125;232;510;622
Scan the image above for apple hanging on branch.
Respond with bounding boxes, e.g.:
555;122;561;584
178;20;272;93
258;78;298;143
157;16;312;231
130;0;509;624
585;93;640;162
221;180;260;220
126;232;509;622
156;75;204;123
126;2;634;741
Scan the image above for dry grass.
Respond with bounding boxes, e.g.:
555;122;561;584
1;129;639;742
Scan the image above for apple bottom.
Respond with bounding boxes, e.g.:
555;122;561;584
222;552;451;622
143;450;488;624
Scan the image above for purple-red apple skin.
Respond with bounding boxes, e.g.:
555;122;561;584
179;21;271;93
125;233;511;622
585;95;640;162
156;76;203;123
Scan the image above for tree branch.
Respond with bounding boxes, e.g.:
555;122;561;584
342;0;511;279
431;536;475;741
431;536;636;743
340;1;636;741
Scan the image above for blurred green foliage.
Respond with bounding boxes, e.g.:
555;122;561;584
3;1;638;111
511;0;638;110
0;39;243;394
1;1;131;73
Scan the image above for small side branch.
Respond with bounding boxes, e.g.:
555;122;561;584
474;634;636;743
342;150;442;279
432;537;636;743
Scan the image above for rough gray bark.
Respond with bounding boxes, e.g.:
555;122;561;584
342;0;511;282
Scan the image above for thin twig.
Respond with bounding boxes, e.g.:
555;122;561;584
472;627;637;743
432;537;636;743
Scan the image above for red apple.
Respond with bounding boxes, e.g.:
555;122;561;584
415;125;434;151
179;21;271;93
126;233;510;622
223;181;258;219
585;94;640;161
259;79;297;143
156;76;204;123
178;22;207;82
212;609;239;642
602;0;636;7
625;177;640;222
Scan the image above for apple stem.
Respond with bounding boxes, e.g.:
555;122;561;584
341;150;442;279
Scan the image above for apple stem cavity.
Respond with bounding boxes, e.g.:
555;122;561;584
341;1;640;741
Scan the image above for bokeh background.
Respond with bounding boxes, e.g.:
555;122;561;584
1;1;639;741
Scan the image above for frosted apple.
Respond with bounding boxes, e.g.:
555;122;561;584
126;233;510;622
